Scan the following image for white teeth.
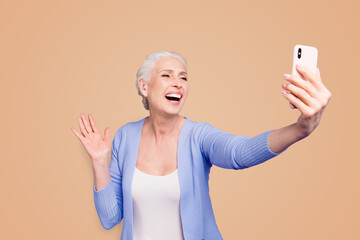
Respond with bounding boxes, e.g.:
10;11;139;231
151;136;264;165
166;93;181;99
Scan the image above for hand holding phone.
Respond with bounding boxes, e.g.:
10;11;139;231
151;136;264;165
289;45;318;109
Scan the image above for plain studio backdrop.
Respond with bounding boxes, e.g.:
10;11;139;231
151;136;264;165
1;0;359;239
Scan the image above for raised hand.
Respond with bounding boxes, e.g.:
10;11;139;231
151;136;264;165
71;113;111;168
281;65;332;137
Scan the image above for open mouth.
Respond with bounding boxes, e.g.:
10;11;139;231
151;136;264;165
165;93;182;102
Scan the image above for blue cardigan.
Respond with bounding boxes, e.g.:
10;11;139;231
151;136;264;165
93;117;285;240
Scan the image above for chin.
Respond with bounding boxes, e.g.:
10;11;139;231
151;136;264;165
165;108;183;116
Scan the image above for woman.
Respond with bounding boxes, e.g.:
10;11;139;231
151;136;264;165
71;51;331;240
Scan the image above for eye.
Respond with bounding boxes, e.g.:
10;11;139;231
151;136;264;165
161;74;170;77
181;77;187;81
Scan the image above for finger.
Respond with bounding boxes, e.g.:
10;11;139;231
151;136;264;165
316;68;332;101
314;67;329;92
298;66;331;103
296;65;321;89
282;83;317;108
283;73;319;99
78;116;88;137
289;102;297;109
89;114;99;133
104;127;110;144
316;67;321;78
81;113;93;134
282;90;311;114
71;127;84;141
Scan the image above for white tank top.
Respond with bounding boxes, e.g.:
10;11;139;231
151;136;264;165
131;167;184;240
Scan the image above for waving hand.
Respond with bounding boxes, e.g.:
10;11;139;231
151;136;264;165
71;113;111;168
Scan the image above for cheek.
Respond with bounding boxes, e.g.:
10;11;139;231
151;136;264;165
184;85;189;96
148;89;165;103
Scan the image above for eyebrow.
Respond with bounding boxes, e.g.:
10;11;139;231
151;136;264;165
159;69;187;75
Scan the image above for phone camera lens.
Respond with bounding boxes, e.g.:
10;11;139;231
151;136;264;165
298;48;302;59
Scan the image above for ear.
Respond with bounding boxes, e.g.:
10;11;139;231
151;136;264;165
138;79;148;97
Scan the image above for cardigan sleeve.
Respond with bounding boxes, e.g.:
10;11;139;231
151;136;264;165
200;123;287;170
93;127;124;230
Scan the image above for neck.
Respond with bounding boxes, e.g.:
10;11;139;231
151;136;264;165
145;113;185;142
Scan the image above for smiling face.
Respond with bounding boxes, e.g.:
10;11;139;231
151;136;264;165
139;56;189;117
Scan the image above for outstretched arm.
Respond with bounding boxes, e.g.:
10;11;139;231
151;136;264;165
268;65;332;154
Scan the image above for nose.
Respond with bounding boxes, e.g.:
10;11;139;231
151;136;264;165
171;77;182;88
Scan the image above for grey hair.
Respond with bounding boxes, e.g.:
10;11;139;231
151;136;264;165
135;51;188;110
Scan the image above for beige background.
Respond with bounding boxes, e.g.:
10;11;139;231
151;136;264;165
1;0;359;239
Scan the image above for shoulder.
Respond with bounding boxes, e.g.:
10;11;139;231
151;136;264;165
187;118;210;129
113;117;145;139
185;118;219;137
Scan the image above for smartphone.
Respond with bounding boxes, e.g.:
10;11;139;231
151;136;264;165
289;44;318;109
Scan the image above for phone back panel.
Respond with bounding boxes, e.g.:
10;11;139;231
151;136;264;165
292;45;318;79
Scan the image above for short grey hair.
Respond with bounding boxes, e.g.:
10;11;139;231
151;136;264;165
136;51;188;110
